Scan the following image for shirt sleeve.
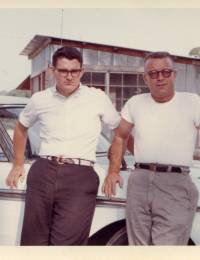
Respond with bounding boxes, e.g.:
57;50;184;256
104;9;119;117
121;98;134;124
19;96;38;128
100;92;120;130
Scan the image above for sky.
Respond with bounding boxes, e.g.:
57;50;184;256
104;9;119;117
0;8;200;91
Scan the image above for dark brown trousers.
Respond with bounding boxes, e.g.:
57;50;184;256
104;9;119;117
21;158;99;245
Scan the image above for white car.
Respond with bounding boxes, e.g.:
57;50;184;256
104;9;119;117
0;95;200;245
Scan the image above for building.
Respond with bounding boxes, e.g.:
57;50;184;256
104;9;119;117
9;76;31;98
20;35;200;111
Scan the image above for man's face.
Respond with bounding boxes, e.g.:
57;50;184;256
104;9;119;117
143;57;176;102
53;57;84;97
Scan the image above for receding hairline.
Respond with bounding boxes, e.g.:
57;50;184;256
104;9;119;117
144;52;174;71
144;51;174;61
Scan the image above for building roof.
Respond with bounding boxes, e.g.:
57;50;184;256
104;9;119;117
20;34;200;66
16;75;30;90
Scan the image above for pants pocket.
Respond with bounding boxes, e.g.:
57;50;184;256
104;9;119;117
186;180;199;209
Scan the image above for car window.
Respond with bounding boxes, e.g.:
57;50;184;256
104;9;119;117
0;107;20;161
0;106;128;161
0;146;7;161
0;107;20;139
96;134;110;154
0;106;34;161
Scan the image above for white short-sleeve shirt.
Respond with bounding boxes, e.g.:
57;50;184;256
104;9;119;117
19;84;120;161
121;92;200;166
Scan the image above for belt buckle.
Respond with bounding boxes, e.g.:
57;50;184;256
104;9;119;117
150;163;157;171
180;166;190;173
56;156;65;165
65;158;75;164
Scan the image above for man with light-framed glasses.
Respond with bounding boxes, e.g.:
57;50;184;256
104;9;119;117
103;51;200;245
6;46;120;245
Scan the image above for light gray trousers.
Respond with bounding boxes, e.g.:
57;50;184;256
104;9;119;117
126;168;199;245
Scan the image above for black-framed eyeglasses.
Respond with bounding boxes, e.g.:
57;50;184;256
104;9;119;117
56;68;82;77
146;69;174;79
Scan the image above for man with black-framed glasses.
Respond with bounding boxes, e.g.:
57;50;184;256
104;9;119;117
6;46;120;245
103;51;200;245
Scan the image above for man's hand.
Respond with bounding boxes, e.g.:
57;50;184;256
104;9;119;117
102;173;123;198
6;165;25;189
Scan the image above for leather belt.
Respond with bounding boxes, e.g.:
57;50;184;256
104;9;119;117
134;163;190;173
40;156;94;167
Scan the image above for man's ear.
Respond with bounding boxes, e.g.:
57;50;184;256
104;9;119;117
46;66;55;77
143;73;148;85
49;65;55;72
173;69;177;79
80;67;85;78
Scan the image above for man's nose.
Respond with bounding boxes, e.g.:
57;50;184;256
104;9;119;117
65;72;73;79
157;71;164;80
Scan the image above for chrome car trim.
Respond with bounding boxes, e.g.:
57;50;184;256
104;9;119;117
0;189;25;201
0;190;200;212
96;196;200;211
0;191;127;207
0;104;27;107
96;196;126;208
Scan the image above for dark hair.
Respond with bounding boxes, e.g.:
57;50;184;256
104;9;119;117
52;46;83;67
145;51;174;63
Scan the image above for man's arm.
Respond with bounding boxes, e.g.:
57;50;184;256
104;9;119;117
107;134;134;162
102;118;134;198
6;121;28;188
127;134;134;155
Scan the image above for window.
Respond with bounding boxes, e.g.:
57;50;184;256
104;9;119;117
83;49;98;65
82;71;149;111
99;51;112;66
0;146;6;161
123;74;137;86
82;72;106;91
81;72;91;86
92;72;105;85
110;86;122;111
110;73;122;86
91;72;105;91
123;87;138;105
113;54;127;66
0;107;20;161
0;106;40;162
